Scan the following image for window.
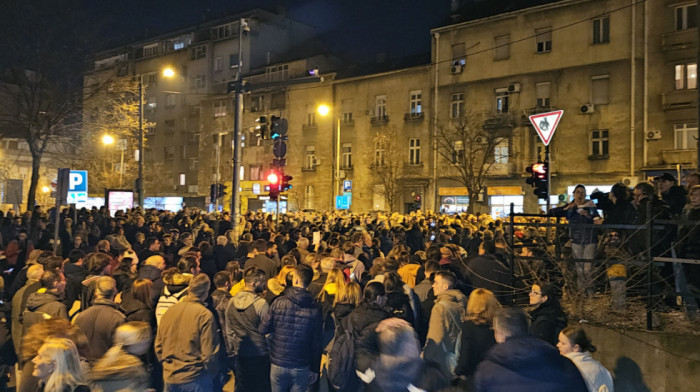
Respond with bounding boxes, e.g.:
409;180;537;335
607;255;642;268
590;130;609;156
306;106;316;127
495;88;509;113
342;99;353;123
266;64;289;82
676;4;698;31
536;82;551;108
375;95;387;119
164;146;175;160
452;141;464;163
179;173;186;186
164;120;175;134
165;93;177;108
146;125;156;135
191;45;206;60
270;92;285;110
409;90;422;114
250;165;262;181
674;123;698;149
212;23;233;40
305;186;315;210
451;93;464;119
189;75;206;90
179;145;187;159
451;43;466;66
494;34;510;60
305;146;316;169
188;157;198;170
409;138;421;165
214;100;227;117
535;27;552;53
250;95;264;112
143;44;158;57
593;16;610;44
675;63;697;89
494;141;509;164
375;140;385;166
214;56;223;72
144;73;157;87
591;75;609;105
229;54;240;70
146;96;157;112
342;143;352;169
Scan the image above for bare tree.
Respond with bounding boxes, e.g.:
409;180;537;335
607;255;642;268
435;111;514;214
367;126;407;212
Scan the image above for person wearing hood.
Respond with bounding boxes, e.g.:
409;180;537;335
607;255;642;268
155;268;192;326
422;270;467;380
550;184;602;294
363;318;447;392
73;277;126;363
346;281;391;377
225;267;270;392
63;250;87;314
474;307;588;392
12;264;43;357
79;252;113;312
88;321;151;392
136;255;166;308
23;269;68;334
260;264;323;392
529;283;567;346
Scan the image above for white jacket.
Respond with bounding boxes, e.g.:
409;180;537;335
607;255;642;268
566;351;614;392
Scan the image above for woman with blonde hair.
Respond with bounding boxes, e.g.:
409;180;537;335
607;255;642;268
32;337;88;392
454;288;501;387
332;281;362;327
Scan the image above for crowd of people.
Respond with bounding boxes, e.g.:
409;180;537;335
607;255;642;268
0;172;695;392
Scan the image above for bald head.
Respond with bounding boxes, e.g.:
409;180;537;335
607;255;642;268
145;255;166;270
95;276;117;300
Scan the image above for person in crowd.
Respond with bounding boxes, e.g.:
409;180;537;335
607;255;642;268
156;274;221;391
422;270;467;379
12;264;43;356
32;337;89;392
383;271;414;324
213;235;235;272
198;241;217;282
63;250;86;313
333;281;362;328
557;326;614;392
226;267;270;392
550;184;602;295
244;239;277;280
23;269;68;332
260;264;323;392
655;172;687;218
137;237;161;264
454;288;501;388
89;321;152;392
137;255;166;308
346;281;391;378
465;240;511;304
630;181;673;256
362;317;447;392
308;256;335;299
120;278;155;326
80;252;113;311
73;276;126;363
112;256;137;294
414;260;438;303
679;185;700;293
529;283;567;346
155;268;192;325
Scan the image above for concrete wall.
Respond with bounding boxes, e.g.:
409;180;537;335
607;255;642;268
584;324;700;392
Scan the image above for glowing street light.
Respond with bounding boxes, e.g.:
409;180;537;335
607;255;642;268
162;67;176;78
317;104;331;117
102;134;115;145
42;186;50;193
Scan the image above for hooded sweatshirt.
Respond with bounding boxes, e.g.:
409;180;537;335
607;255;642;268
225;290;269;357
23;290;68;332
423;288;467;378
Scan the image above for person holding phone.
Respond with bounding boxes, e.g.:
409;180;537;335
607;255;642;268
550;184;601;296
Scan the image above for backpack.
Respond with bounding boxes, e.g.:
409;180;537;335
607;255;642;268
442;304;462;377
327;318;359;391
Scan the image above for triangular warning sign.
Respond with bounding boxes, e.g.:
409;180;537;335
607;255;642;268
529;110;563;146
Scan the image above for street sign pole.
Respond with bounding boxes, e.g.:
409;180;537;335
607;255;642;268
545;144;551;212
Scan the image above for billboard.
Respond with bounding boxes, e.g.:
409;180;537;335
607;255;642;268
106;190;134;216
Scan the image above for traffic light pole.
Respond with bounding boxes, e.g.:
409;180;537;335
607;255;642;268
231;18;245;239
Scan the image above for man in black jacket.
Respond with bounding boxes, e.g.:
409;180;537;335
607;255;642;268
474;308;587;392
137;255;166;307
244;239;277;280
260;264;322;392
22;269;67;333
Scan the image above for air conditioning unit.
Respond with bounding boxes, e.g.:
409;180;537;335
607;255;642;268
312;156;321;166
621;176;640;187
579;104;595;114
646;130;662;140
508;83;521;93
450;64;463;74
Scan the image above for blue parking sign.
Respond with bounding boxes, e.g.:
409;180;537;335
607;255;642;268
335;195;350;210
67;170;88;203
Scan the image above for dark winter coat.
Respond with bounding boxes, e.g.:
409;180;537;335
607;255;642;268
405;225;425;254
23;291;68;332
345;301;391;372
465;255;511;304
259;286;323;371
365;357;447;392
529;301;567;346
455;321;496;379
63;263;87;311
384;291;414;324
213;244;236;271
11;279;41;355
662;185;688;217
120;291;155;327
226;290;269;357
473;335;588;392
550;201;600;245
73;299;126;362
244;254;277;281
137;265;165;308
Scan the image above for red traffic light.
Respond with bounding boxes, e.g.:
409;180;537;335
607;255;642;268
532;163;547;179
267;172;280;184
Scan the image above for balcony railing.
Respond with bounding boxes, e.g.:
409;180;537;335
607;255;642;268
661;149;697;165
370;115;389;124
404;112;424;121
661;89;697;110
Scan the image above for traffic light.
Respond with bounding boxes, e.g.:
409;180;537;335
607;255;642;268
267;171;280;201
525;162;548;199
210;183;218;201
281;175;293;192
256;116;269;140
270;116;288;140
216;183;227;199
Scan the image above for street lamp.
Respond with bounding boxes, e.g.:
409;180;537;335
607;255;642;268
317;104;341;208
102;134;126;188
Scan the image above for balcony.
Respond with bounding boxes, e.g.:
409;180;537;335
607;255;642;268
661;149;697;165
370;115;389;125
302;123;317;130
521;106;552;126
483;112;515;130
340;119;355;127
404;112;424;122
661;28;697;61
661;89;697;110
